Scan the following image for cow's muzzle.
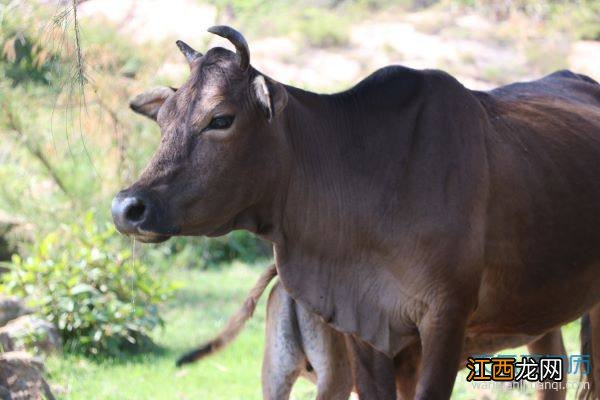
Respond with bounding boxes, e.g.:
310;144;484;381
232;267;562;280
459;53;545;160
111;191;176;243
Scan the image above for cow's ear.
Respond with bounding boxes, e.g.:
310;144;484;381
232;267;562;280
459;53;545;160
252;75;288;122
129;87;176;121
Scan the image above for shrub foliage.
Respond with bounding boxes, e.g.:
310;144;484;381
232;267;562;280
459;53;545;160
0;212;175;356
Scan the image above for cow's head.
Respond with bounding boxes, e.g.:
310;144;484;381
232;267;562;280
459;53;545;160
111;26;288;243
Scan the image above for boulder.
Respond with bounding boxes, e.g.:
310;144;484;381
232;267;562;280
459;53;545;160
0;316;60;354
0;351;55;400
0;385;11;400
0;297;29;328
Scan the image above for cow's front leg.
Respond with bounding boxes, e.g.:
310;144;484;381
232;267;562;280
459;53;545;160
415;308;469;400
347;335;396;400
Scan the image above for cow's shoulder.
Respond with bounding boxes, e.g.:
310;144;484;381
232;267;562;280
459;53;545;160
353;66;469;94
347;65;425;108
353;65;424;90
345;66;474;111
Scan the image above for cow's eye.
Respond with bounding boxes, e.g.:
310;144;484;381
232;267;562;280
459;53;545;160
205;115;234;131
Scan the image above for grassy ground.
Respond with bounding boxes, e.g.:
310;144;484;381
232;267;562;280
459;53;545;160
46;263;584;399
46;262;315;400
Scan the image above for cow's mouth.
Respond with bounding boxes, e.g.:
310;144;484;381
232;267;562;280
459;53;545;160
134;232;172;244
111;191;239;241
134;235;171;243
135;222;231;241
130;224;179;243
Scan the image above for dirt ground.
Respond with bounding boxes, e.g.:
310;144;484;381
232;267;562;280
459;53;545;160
80;0;599;91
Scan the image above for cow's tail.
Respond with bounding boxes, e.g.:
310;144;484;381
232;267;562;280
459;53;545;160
176;263;278;367
578;313;595;399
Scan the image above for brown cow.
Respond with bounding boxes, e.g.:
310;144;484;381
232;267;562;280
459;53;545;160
176;265;569;400
112;26;600;399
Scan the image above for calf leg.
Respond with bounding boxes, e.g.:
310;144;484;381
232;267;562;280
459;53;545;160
262;284;305;400
262;350;303;400
394;342;422;400
527;329;567;400
347;335;396;400
296;303;353;400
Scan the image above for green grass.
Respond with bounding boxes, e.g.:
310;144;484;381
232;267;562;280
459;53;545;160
45;262;585;399
46;262;315;400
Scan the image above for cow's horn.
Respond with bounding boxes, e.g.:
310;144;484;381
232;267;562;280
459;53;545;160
207;25;250;71
176;40;202;65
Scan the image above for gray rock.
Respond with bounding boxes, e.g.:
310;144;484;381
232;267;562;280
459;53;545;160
0;385;11;400
0;297;29;328
0;316;60;354
0;351;55;400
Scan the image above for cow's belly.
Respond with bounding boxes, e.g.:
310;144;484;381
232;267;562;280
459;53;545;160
463;332;542;356
467;259;600;336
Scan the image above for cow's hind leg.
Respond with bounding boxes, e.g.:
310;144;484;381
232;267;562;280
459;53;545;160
580;304;600;400
527;329;567;400
591;305;600;400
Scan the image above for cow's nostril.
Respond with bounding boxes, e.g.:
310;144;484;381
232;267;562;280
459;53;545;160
125;199;146;222
111;195;151;234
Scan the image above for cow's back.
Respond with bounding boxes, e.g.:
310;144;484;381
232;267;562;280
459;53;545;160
489;69;599;104
470;71;600;334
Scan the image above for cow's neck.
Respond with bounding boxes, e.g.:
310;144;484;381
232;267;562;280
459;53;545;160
267;76;490;264
271;85;395;262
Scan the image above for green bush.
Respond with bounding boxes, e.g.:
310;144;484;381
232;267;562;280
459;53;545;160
0;212;176;356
